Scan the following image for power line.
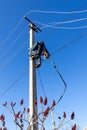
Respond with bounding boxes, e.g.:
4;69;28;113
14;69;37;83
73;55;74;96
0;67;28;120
36;57;67;106
33;22;87;30
0;26;27;60
35;29;86;107
0;70;28;98
37;69;46;97
31;15;87;30
28;26;87;107
0;38;28;69
41;25;87;30
51;31;87;56
49;58;67;105
44;31;87;105
33;20;87;30
26;9;87;15
0;17;24;48
34;17;87;27
1;9;87;53
1;9;87;49
45;17;87;25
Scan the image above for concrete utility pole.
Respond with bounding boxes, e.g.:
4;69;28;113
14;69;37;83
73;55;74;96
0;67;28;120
29;23;37;130
24;16;41;130
51;109;55;130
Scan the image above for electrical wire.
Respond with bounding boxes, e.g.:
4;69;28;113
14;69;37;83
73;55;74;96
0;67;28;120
34;17;87;27
33;21;87;30
45;17;87;25
51;31;87;56
26;9;87;15
1;9;87;55
42;31;87;106
0;38;29;69
37;69;46;97
48;58;67;105
30;31;87;107
46;32;87;105
1;9;87;49
42;25;87;30
29;19;87;107
33;17;87;31
0;17;24;48
36;57;67;106
1;8;87;108
0;70;28;98
0;26;27;60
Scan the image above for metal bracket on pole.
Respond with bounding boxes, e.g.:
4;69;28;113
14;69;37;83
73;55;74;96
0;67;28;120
24;16;42;33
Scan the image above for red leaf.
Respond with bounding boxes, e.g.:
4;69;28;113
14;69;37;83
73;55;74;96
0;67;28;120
3;128;7;130
3;102;7;107
63;112;66;118
0;114;5;121
15;112;20;120
44;107;49;117
15;114;19;120
72;124;76;130
52;100;56;107
10;102;16;107
27;108;30;113
43;97;47;105
17;111;21;116
71;112;75;120
20;99;23;105
40;96;43;103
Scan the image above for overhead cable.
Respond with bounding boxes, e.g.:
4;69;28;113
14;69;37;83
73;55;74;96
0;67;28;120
0;26;27;60
0;18;24;48
33;20;87;30
34;17;87;27
41;25;87;30
51;31;87;56
46;17;87;25
0;70;28;98
0;38;28;69
48;58;67;105
40;30;86;105
26;9;87;15
37;69;46;97
1;9;87;48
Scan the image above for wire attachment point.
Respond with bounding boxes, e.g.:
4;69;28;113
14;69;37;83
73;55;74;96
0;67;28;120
24;16;42;32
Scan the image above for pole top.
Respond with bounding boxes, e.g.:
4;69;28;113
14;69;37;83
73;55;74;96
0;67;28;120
24;16;42;33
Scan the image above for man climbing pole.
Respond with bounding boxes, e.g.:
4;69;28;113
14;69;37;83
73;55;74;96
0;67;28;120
30;41;50;67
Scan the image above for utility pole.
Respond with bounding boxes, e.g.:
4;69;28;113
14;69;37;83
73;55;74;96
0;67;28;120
51;109;55;130
29;23;37;130
24;16;41;130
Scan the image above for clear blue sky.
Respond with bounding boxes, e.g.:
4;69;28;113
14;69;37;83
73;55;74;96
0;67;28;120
0;0;87;129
